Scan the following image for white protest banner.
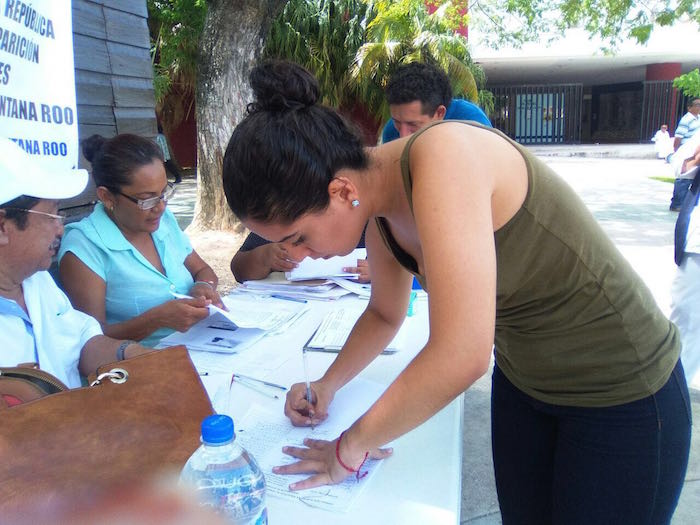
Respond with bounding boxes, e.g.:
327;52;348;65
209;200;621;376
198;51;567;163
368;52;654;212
0;0;82;172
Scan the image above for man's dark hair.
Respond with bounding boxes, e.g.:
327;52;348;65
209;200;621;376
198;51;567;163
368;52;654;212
385;62;453;115
0;195;41;229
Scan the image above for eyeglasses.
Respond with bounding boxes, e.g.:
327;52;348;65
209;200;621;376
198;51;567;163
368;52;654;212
4;208;66;224
115;182;175;210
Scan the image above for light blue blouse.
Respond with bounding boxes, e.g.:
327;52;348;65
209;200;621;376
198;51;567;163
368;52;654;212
58;203;194;347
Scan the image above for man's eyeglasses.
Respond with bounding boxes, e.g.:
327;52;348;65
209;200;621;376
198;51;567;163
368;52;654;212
115;182;175;210
4;208;67;224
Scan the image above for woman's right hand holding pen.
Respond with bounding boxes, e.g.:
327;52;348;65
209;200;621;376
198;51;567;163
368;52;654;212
284;380;334;427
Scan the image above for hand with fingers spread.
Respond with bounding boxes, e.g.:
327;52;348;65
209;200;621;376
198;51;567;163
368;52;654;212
284;380;335;427
272;431;393;491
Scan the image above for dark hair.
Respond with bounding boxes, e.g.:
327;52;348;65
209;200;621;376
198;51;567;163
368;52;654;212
0;195;41;229
81;134;163;191
385;62;453;115
222;61;368;223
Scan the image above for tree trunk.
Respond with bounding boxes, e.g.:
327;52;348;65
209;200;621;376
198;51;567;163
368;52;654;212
191;0;286;232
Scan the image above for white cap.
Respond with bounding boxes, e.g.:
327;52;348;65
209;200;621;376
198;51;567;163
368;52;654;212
0;137;89;205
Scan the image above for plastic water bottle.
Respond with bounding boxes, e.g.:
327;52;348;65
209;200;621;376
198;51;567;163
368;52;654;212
180;414;268;524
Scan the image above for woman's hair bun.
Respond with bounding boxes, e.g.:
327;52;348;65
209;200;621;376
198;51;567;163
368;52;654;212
81;134;107;163
248;60;320;113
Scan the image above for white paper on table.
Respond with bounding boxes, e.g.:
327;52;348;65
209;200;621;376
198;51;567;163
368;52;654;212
243;272;335;291
171;291;308;331
235;377;389;513
236;285;352;302
222;293;310;332
330;277;371;298
305;307;405;353
286;249;367;281
157;313;266;354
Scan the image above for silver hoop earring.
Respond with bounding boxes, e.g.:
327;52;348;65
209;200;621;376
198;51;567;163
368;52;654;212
351;199;360;208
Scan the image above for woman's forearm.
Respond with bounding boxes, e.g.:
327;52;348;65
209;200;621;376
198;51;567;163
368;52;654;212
231;248;272;282
193;265;218;288
320;306;404;391
100;308;162;342
345;337;491;455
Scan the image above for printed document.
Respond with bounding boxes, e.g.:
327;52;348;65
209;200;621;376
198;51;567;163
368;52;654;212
305;306;406;353
235;377;389;512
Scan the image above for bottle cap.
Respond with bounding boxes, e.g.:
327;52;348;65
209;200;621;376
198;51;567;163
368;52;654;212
201;414;235;444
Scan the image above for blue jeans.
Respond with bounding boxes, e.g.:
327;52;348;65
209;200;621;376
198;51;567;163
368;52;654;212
491;361;691;525
671;178;693;210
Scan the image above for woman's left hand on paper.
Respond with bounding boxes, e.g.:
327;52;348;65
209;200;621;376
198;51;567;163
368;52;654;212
273;434;393;491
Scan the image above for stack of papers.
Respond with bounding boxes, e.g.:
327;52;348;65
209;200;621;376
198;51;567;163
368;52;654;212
240;273;352;301
305;306;406;354
157;294;309;353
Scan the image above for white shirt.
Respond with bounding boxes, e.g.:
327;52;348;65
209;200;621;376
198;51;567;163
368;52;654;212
0;271;102;388
671;132;700;179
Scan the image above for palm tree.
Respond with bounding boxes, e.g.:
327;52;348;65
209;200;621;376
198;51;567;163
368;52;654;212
265;0;492;141
265;0;370;110
147;0;207;134
351;0;488;123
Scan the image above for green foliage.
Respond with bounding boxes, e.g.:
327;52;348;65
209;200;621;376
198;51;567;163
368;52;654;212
265;1;371;108
352;0;485;120
265;0;489;125
471;0;700;49
147;0;207;125
674;68;700;98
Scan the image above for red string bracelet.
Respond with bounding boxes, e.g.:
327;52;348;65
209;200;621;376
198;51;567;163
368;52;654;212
336;431;369;481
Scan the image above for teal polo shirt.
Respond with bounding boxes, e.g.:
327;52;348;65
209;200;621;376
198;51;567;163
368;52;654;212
58;203;194;347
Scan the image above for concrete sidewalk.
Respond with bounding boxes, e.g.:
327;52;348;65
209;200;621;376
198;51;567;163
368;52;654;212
460;154;699;524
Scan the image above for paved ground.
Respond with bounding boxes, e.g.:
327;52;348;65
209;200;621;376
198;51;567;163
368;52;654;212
171;145;699;524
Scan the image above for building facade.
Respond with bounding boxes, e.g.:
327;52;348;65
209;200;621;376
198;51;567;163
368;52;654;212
472;25;699;144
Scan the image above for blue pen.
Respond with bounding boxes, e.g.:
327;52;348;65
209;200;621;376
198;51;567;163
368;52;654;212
270;294;308;304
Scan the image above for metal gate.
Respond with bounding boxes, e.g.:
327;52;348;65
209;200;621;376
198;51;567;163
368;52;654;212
491;84;583;144
640;80;687;141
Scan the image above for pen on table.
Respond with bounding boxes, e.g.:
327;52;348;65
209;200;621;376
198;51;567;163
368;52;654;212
233;376;280;399
233;373;287;391
199;372;209;376
302;347;315;429
270;294;308;304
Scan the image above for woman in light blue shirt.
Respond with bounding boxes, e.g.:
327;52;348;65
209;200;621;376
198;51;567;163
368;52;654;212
58;134;222;347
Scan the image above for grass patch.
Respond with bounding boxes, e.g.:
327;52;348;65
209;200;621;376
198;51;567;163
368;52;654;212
650;176;675;184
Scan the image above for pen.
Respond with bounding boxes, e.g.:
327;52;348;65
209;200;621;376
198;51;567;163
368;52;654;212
270;294;308;304
233;373;287;391
302;347;315;429
234;376;280;399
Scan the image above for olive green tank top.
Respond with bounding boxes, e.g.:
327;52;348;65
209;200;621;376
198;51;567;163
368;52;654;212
375;121;680;407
